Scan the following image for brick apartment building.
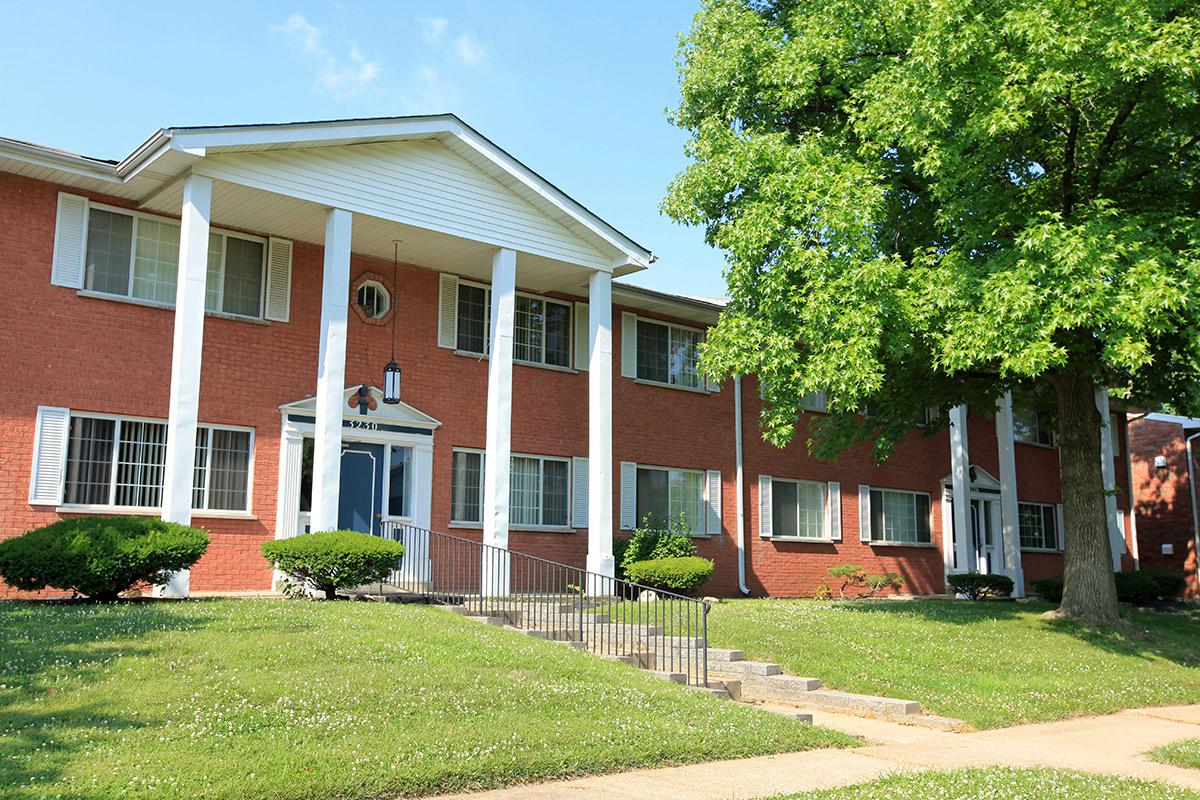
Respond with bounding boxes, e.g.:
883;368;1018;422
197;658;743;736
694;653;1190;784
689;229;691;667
1128;414;1200;596
0;115;1136;598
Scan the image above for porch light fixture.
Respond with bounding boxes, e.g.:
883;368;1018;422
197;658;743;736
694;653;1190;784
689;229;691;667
383;240;402;405
356;385;372;415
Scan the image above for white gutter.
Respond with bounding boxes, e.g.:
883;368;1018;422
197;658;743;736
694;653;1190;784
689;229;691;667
734;375;750;595
1187;432;1200;592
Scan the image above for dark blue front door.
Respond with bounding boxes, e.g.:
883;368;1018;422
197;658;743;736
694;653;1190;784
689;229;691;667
339;444;384;535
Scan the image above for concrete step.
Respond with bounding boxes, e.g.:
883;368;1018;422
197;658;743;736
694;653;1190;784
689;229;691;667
708;659;784;677
693;686;732;700
652;671;687;684
707;647;745;663
707;678;742;700
799;689;921;717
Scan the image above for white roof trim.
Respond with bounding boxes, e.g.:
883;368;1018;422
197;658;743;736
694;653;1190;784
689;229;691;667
279;386;441;430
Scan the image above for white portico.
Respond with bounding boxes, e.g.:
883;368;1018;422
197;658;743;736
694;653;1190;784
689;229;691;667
35;115;654;596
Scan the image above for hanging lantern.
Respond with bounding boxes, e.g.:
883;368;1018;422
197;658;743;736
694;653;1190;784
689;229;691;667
383;360;402;404
383;239;403;405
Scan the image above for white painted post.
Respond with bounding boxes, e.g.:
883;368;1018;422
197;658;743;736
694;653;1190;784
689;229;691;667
995;393;1025;596
586;270;615;594
158;173;212;599
1095;388;1124;570
949;404;974;577
482;248;516;595
310;208;353;533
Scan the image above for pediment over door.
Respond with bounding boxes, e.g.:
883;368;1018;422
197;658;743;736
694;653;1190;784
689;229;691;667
279;386;441;430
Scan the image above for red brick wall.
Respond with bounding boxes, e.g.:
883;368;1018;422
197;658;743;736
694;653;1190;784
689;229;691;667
1129;417;1200;596
0;170;1089;599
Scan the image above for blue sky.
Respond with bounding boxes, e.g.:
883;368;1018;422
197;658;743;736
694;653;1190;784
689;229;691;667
0;1;727;296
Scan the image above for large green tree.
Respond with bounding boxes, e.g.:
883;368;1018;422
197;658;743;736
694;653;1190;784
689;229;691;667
665;0;1200;624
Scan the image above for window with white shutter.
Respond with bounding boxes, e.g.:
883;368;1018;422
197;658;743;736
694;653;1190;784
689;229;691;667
437;273;459;349
264;237;293;322
619;461;637;530
705;470;722;534
758;475;772;537
571;456;589;527
29;406;70;505
52;194;87;288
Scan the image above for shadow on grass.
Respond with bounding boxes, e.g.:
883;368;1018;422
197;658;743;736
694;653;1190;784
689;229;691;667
0;600;217;797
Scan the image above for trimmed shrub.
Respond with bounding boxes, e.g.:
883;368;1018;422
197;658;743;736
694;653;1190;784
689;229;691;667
625;556;714;594
0;516;209;601
826;564;903;599
1141;570;1187;601
616;513;697;578
1030;577;1064;603
1114;571;1160;606
262;530;405;600
947;573;1015;600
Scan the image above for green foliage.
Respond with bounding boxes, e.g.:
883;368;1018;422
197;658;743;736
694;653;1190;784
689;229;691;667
261;530;405;600
617;514;698;577
826;564;902;598
1114;571;1160;606
625;556;715;594
0;516;209;601
1031;577;1065;603
1140;569;1188;601
947;573;1016;601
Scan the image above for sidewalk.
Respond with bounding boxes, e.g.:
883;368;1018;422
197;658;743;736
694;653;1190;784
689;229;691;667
424;705;1200;800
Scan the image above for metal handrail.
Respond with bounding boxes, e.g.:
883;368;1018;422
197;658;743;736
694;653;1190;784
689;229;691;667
379;521;709;687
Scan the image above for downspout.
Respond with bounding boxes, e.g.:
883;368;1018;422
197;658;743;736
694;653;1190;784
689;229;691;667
734;375;751;595
1187;432;1200;593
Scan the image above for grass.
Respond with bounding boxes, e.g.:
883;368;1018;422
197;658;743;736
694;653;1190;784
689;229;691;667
1149;739;1200;770
705;598;1200;729
774;767;1200;799
0;599;853;800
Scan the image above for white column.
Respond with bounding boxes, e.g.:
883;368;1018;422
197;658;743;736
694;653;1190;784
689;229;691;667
1096;388;1124;570
158;173;212;599
586;270;615;589
482;248;516;595
949;404;974;576
995;393;1025;596
309;208;353;533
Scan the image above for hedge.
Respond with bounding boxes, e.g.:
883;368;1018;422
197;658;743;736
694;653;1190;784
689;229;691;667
0;516;209;601
947;572;1015;600
624;556;714;594
1030;577;1064;603
1114;571;1160;606
262;530;405;599
1029;571;1186;606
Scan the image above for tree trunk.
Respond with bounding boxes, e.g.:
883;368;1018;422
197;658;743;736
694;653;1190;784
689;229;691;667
1054;370;1120;625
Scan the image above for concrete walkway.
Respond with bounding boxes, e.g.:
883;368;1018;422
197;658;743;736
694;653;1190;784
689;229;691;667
425;705;1200;800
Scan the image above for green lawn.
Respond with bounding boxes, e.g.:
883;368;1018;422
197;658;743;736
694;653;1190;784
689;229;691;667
1149;739;1200;770
776;768;1200;799
707;599;1200;729
0;599;852;800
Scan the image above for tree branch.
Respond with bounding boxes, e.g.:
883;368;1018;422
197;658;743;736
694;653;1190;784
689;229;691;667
1061;96;1081;217
1088;83;1144;197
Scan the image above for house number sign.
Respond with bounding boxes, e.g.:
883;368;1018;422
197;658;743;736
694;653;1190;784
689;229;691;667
345;420;379;431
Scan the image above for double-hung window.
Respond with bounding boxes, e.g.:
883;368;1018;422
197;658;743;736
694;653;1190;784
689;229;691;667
635;319;702;389
1018;502;1059;550
769;478;828;539
455;282;572;368
635;465;705;533
84;206;266;319
450;450;570;528
1012;405;1056;446
866;488;932;544
62;413;252;512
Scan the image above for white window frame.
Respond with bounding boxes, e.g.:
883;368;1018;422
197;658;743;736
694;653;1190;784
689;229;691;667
1012;404;1057;447
634;317;707;391
634;463;708;536
448;447;574;530
1018;501;1059;551
355;279;391;320
58;410;254;516
381;443;414;522
868;487;933;545
767;477;830;540
82;202;268;321
454;279;574;369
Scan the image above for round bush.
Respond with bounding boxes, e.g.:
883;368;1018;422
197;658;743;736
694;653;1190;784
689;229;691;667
947;572;1015;600
0;516;209;601
1140;569;1187;601
1030;577;1064;603
262;530;405;600
625;556;714;595
1114;571;1160;606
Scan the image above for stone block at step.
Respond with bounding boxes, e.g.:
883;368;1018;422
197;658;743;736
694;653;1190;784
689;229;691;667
598;653;638;666
652;671;687;684
707;648;745;663
691;686;731;700
709;659;783;677
707;678;742;700
731;673;823;703
799;689;921;717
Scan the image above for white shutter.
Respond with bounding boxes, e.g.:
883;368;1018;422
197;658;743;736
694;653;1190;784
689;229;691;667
437;274;458;349
572;456;589;527
706;469;722;535
859;485;872;542
1116;512;1127;553
620;312;637;379
29;406;70;505
264;237;293;322
619;461;637;530
574;302;589;371
52;193;87;289
828;481;842;542
758;475;773;538
1055;503;1065;552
